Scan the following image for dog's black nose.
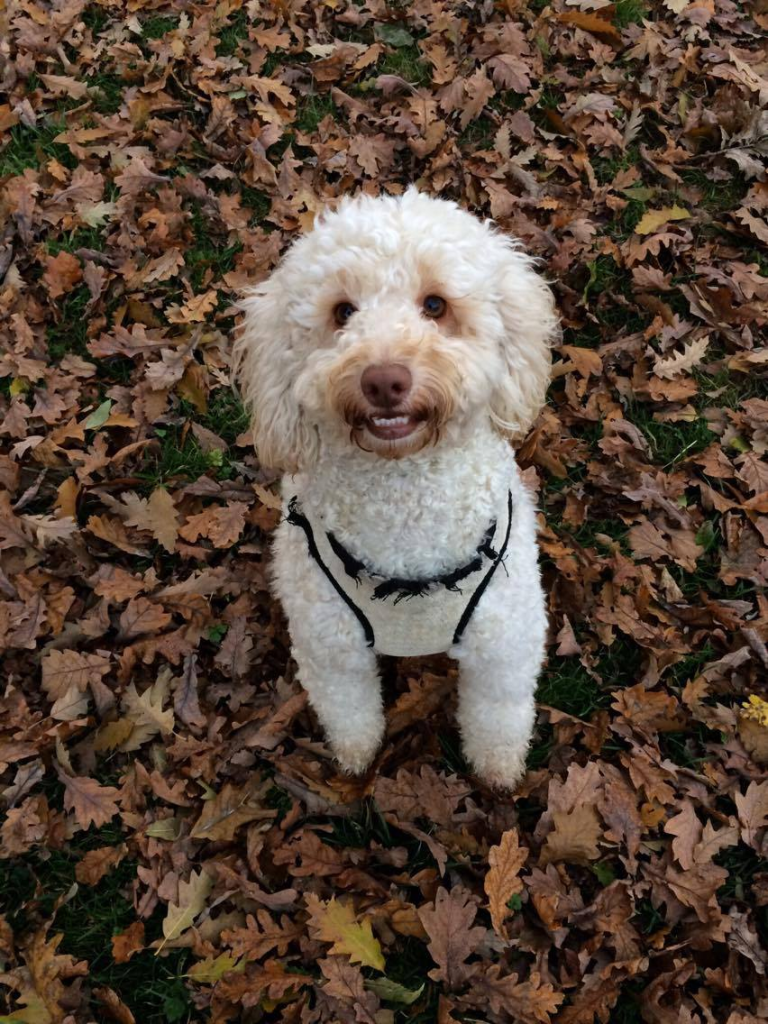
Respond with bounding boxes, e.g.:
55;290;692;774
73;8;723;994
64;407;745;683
360;363;412;409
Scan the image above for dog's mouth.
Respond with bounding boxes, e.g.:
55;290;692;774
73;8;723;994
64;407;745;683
364;412;423;441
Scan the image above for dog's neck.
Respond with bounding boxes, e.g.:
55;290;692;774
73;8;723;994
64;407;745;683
287;419;516;579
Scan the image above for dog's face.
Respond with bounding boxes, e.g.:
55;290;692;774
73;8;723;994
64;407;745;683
236;189;558;471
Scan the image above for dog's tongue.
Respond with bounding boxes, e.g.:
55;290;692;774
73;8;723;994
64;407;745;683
367;414;418;440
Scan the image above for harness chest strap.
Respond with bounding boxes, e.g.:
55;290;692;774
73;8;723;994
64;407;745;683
285;490;514;658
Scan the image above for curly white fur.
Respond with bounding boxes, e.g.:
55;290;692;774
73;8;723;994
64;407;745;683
235;188;559;789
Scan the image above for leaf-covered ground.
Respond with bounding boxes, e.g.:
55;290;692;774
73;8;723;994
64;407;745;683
1;1;768;1021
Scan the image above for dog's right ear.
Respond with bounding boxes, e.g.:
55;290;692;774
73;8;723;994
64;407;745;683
234;273;318;474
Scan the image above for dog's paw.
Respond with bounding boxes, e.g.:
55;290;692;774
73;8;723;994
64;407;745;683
468;746;528;793
332;739;380;776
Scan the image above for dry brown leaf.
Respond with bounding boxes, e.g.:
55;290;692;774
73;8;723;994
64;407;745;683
189;779;273;842
57;769;120;830
485;829;528;936
75;844;128;885
418;887;486;990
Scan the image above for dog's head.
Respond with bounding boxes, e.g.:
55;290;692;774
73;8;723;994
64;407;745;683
235;189;558;472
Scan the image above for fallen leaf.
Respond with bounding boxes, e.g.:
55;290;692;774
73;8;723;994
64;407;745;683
306;895;385;971
635;206;691;235
418;887;485;990
159;870;213;949
485;829;529;936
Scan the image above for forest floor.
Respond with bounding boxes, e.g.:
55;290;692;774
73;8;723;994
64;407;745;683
1;0;767;1022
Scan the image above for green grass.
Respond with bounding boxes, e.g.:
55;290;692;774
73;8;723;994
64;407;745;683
658;722;721;769
694;366;764;411
327;799;437;875
239;185;271;224
87;71;125;115
186;203;243;291
385;937;439;1024
0;120;78;177
610;981;645;1023
633;897;666;935
327;798;394;849
140;426;232;488
47;226;104;256
537;657;609;718
216;9;250;57
295;93;339;134
47;284;92;361
571;515;629;553
624;399;716;467
717;843;767;904
377;45;430;87
679;168;747;213
0;829;197;1022
201;388;250;446
142;14;179;39
614;0;648;27
83;4;111;34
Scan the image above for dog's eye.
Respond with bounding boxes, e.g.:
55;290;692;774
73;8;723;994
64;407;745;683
423;295;447;319
333;302;357;326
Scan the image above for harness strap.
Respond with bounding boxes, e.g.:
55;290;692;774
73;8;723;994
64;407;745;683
285;498;375;647
285;492;514;653
452;490;514;645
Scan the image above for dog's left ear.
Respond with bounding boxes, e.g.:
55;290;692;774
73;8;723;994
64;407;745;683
489;243;559;442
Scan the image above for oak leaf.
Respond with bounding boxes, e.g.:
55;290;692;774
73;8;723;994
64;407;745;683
472;965;564;1024
735;779;768;849
121;672;175;749
159;869;213;948
187;953;245;984
41;649;110;700
43;250;82;298
122;487;179;552
189;779;274;842
57;769;120;829
222;910;303;961
557;10;621;40
118;597;172;638
635;205;691;235
542;805;602;865
664;801;701;870
50;683;90;722
654;337;710;379
484;829;528;936
306;895;385;971
179;502;248;547
418;886;485;989
75;844;128;885
172;654;206;728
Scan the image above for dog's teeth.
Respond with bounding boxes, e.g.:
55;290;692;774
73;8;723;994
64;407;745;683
372;415;409;426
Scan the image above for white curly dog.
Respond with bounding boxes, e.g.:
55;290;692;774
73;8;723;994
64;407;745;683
236;189;558;790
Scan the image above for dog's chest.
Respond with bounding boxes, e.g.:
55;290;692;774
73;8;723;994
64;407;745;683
291;430;515;579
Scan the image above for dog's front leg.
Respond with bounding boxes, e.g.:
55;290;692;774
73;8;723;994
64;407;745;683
451;573;546;791
273;524;384;774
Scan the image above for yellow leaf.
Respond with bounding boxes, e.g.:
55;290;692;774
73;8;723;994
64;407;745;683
176;362;208;414
56;477;79;518
484;829;528;936
635;206;691;235
306;895;385;971
121;669;175;750
93;718;135;752
145;817;183;840
158;869;213;951
9;377;30;396
187;953;244;984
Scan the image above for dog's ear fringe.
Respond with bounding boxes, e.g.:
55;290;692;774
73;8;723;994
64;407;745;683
232;278;319;474
489;242;560;443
